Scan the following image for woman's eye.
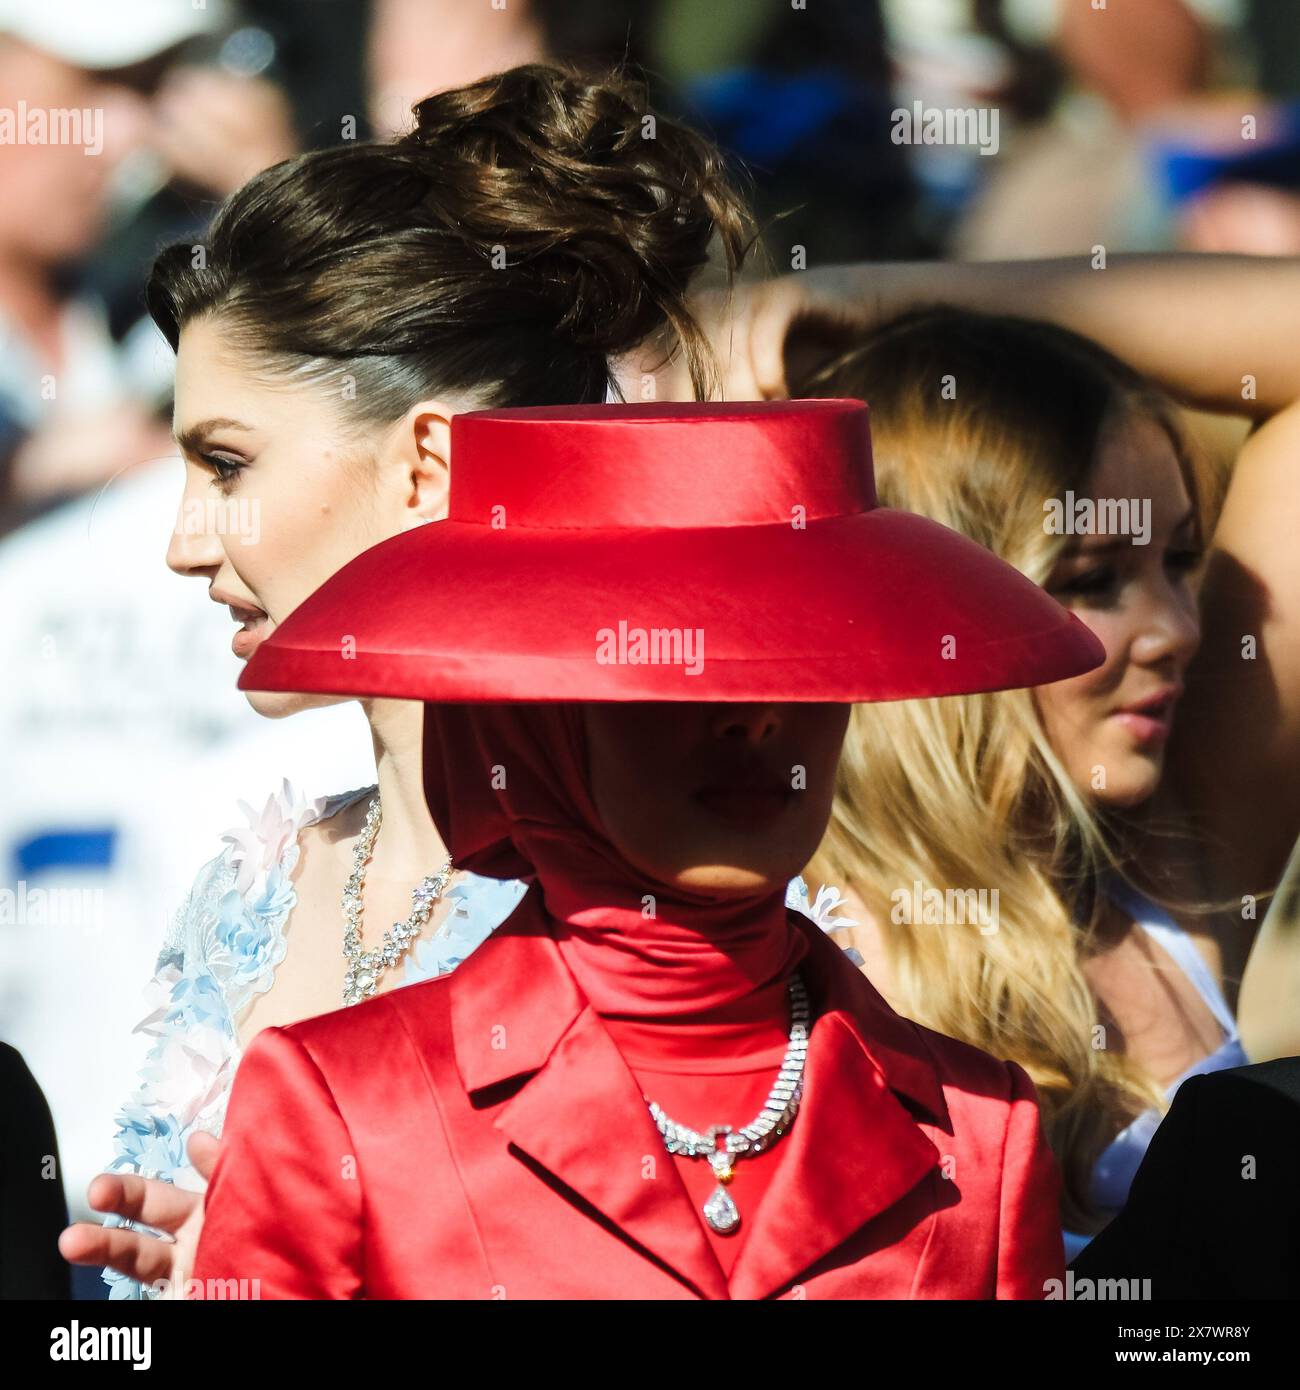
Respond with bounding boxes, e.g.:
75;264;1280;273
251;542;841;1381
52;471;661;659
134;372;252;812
1054;565;1118;598
201;454;245;491
1165;547;1204;576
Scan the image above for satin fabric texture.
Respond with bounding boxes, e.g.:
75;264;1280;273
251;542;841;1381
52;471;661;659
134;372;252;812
193;900;1066;1300
419;701;810;1016
239;402;1104;705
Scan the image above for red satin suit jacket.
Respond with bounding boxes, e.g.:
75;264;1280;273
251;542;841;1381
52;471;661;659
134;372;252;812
193;904;1065;1299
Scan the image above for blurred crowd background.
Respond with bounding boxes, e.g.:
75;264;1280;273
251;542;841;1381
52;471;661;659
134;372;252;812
2;0;1299;1296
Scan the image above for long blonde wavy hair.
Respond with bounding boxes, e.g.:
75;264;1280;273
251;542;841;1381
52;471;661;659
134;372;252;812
797;306;1207;1233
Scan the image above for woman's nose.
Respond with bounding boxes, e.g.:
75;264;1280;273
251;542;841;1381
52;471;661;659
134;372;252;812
1132;584;1201;670
709;704;784;744
165;491;226;577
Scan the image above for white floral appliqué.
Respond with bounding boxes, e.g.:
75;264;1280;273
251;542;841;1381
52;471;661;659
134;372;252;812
785;876;861;932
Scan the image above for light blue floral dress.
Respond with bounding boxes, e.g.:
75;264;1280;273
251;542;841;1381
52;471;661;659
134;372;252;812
101;780;856;1298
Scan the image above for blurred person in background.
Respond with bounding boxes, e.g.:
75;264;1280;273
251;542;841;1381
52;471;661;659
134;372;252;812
651;0;923;261
0;0;375;1298
951;0;1254;258
364;0;924;260
365;0;548;136
880;0;1063;246
0;0;196;522
0;0;321;529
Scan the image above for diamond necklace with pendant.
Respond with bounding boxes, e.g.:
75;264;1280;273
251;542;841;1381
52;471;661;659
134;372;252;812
646;971;810;1234
341;794;454;1006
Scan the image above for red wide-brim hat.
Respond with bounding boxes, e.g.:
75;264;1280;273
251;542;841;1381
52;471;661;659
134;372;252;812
240;400;1103;702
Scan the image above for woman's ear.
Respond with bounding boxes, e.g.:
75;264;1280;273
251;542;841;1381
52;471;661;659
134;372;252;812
379;399;454;526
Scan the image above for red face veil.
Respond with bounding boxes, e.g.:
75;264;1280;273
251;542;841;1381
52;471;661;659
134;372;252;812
421;702;810;1019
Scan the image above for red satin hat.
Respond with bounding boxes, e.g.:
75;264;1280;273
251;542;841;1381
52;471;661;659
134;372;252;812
239;399;1103;702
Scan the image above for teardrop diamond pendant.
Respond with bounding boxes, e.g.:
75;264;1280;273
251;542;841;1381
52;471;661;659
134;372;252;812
703;1184;740;1234
646;973;810;1240
703;1146;740;1233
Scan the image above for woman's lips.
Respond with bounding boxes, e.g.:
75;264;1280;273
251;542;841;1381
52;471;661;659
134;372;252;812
229;607;273;661
1110;688;1182;747
1112;710;1172;746
692;785;794;829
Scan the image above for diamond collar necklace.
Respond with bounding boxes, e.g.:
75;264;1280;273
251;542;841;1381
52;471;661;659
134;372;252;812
341;794;454;1006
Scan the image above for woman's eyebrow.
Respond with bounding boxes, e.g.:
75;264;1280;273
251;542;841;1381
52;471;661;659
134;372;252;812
173;417;255;453
1058;505;1199;553
1060;537;1128;557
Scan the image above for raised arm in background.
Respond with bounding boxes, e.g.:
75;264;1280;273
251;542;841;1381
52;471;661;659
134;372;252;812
695;254;1300;1022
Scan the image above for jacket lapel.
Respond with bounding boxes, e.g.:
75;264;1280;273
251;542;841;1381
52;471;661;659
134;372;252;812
447;893;731;1300
491;1005;732;1299
727;919;948;1300
442;891;948;1301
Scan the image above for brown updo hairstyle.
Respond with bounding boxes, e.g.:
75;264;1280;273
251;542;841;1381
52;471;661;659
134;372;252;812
145;63;756;415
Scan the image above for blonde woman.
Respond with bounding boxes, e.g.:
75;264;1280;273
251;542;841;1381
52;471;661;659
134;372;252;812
794;306;1256;1258
731;253;1300;925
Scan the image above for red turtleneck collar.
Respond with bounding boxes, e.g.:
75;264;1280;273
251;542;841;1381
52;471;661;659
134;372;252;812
422;702;812;1023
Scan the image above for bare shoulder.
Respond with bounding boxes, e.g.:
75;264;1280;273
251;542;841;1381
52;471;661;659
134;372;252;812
831;888;899;1005
296;785;374;854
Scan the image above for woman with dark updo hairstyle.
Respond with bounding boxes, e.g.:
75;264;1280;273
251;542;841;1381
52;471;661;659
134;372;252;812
61;61;760;1300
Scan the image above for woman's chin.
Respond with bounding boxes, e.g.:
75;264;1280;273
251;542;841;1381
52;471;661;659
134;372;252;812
243;689;351;719
669;860;795;897
1087;752;1165;810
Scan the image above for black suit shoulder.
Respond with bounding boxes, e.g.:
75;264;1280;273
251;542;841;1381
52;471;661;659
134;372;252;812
1071;1059;1300;1298
0;1042;72;1299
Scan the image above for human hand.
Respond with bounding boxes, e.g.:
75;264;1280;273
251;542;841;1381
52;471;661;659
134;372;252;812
58;1131;219;1297
150;65;298;197
7;404;174;505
